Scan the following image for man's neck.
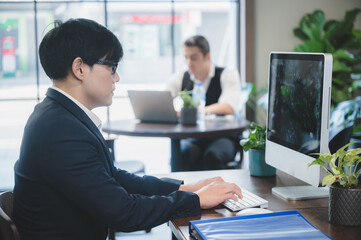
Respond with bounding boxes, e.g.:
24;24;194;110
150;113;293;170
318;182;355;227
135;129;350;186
53;79;92;110
193;63;210;82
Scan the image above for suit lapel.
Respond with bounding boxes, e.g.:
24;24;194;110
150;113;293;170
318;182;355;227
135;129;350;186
46;88;114;176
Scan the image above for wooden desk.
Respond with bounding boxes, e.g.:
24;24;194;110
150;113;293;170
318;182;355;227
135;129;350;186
102;118;248;172
158;169;361;240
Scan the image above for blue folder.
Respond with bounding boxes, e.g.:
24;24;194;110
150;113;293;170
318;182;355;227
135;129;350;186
189;210;332;240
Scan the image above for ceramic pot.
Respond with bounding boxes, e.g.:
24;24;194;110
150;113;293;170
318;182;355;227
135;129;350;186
180;107;197;126
329;184;361;226
249;149;276;176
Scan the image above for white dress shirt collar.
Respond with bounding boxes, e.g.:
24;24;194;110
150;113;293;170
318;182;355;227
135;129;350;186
50;86;102;129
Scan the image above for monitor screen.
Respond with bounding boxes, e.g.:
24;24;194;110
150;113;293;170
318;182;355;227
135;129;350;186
265;52;332;196
267;54;324;155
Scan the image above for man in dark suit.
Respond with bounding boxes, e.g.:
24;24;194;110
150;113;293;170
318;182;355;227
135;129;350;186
13;19;242;239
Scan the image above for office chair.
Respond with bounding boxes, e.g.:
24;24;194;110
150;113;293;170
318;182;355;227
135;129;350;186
328;99;358;154
225;141;244;169
329;123;354;154
105;139;145;175
0;191;20;240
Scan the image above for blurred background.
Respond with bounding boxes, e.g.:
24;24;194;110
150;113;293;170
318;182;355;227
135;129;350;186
1;0;360;191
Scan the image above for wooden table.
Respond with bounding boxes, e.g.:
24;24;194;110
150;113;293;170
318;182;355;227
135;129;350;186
157;169;361;240
102;118;248;172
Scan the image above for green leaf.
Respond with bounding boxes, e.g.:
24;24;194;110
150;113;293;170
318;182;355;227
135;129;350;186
348;175;359;186
322;175;336;186
355;167;361;178
241;122;266;151
339;177;347;187
344;8;361;24
293;28;309;41
308;158;326;167
331;84;352;105
241;139;256;152
294;40;324;52
178;89;197;108
330;167;340;175
324;20;337;32
353;29;361;44
299;10;325;40
351;80;361;91
333;49;355;62
339;142;356;151
324;8;361;49
333;60;353;72
348;147;361;156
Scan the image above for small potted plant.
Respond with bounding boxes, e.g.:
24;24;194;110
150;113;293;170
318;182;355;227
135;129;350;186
308;142;361;226
240;122;276;176
178;89;197;126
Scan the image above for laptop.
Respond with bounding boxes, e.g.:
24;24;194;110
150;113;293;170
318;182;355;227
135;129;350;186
128;90;179;124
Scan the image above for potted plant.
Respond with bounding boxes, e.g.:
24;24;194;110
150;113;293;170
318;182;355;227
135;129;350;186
293;8;361;108
294;8;361;138
178;89;197;126
308;142;361;226
240;122;276;176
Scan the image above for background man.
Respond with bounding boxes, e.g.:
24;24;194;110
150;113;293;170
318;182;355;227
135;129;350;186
13;19;242;239
167;35;242;170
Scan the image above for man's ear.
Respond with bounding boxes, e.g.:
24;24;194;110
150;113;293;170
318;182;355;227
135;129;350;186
205;52;211;61
72;57;85;80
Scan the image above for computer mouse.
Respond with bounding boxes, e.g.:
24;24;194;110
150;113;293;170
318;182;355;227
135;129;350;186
236;208;273;216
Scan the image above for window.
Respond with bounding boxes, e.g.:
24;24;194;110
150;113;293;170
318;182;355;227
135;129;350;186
0;0;241;190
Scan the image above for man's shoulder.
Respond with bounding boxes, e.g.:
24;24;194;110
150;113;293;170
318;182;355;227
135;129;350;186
172;69;186;79
220;67;240;79
220;67;238;74
168;69;186;86
28;97;82;134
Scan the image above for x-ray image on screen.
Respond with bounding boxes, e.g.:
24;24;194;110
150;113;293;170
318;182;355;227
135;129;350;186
267;55;324;155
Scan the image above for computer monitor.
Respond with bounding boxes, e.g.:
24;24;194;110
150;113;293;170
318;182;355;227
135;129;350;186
265;52;333;200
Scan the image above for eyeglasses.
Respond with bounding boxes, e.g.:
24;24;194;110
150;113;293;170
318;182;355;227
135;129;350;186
95;60;118;75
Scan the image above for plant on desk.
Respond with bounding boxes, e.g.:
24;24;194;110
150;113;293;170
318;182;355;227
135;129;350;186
308;142;361;226
240;122;276;177
178;89;197;126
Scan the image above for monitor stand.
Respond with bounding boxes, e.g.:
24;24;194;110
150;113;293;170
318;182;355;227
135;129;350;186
272;186;329;200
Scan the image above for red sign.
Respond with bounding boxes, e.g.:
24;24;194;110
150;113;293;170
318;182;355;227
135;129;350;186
121;15;181;24
1;36;15;56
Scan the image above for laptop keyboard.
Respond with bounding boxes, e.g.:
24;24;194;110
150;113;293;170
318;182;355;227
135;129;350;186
222;188;268;211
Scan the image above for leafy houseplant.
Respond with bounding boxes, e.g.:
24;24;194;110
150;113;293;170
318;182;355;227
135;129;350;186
293;8;361;107
240;122;275;176
308;142;361;226
178;90;197;126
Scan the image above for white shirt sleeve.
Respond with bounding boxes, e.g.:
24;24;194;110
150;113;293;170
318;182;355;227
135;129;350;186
218;68;242;112
166;71;185;98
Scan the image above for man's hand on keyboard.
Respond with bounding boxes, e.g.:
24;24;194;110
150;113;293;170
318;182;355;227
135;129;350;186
178;176;224;192
195;181;243;209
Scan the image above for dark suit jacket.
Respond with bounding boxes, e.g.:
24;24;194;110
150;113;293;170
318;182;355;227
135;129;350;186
13;88;200;240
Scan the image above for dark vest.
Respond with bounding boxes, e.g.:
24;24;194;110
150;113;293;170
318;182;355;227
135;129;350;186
181;67;224;106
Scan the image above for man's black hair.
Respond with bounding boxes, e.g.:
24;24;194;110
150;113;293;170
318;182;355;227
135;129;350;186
184;35;210;56
39;18;123;80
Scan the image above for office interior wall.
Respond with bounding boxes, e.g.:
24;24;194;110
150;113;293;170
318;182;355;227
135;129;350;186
254;0;361;90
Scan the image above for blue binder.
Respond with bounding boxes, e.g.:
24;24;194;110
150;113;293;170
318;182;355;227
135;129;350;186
189;210;332;240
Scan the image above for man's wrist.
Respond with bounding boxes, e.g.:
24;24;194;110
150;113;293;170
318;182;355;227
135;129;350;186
179;184;187;191
179;184;194;192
